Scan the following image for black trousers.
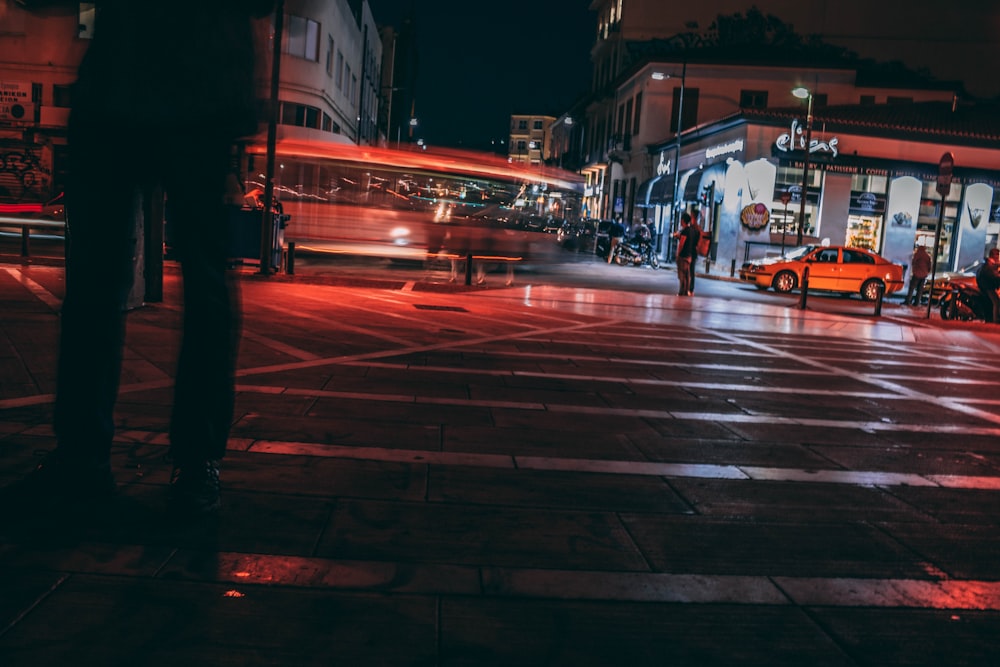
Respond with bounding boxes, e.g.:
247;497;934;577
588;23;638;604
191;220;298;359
54;124;240;466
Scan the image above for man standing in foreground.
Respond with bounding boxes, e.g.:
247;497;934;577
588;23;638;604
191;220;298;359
2;1;276;515
674;212;699;296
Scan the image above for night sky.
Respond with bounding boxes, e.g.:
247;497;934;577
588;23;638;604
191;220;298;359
371;1;595;151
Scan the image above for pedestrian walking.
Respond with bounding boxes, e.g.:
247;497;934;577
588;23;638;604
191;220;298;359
1;1;276;516
905;245;932;306
674;212;699;296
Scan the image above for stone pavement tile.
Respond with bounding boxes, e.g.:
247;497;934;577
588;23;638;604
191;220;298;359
316;498;648;570
719;422;889;446
0;573;63;632
620;514;930;578
875;522;1000;580
808;607;1000;666
333;370;495;400
811;444;1000;476
667;478;930;522
873;431;1000;454
161;551;482;595
489;407;653;435
231;413;443;451
427;465;692;513
886;486;1000;524
629;431;834;468
467;383;611;407
220;452;427;503
439;598;855;666
480;568;786;603
443;424;646;460
722;394;876;421
0;574;438;667
644;416;746;440
253;364;369;391
310;396;496;427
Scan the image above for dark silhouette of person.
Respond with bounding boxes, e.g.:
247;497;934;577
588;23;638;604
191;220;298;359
976;248;1000;323
3;1;275;515
674;212;699;296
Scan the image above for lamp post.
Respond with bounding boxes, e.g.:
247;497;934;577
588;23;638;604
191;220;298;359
791;86;814;247
651;63;686;260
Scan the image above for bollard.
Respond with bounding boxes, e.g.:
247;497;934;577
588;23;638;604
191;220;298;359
465;252;473;286
21;225;30;257
286;241;295;275
798;266;810;310
730;258;736;277
873;282;884;317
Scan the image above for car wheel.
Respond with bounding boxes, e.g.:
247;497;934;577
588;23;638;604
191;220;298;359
940;295;954;320
772;271;797;293
860;279;885;301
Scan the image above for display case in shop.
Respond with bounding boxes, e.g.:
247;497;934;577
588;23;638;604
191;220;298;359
846;216;878;250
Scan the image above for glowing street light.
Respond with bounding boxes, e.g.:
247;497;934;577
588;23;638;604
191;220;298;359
791;86;814;246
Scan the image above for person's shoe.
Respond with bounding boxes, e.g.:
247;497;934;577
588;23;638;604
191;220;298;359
168;460;221;514
0;453;116;514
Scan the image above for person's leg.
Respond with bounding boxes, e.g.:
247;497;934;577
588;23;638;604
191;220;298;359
677;257;691;295
914;277;926;305
906;279;916;305
689;257;697;294
163;138;239;466
53;126;139;471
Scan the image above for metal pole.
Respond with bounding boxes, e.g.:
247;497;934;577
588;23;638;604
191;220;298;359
260;0;284;274
668;61;686;263
796;93;813;247
926;194;947;319
781;202;788;254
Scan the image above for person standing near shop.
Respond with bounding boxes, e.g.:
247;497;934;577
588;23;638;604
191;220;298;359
607;216;625;263
905;245;932;306
674;212;699;296
976;247;1000;323
1;1;276;516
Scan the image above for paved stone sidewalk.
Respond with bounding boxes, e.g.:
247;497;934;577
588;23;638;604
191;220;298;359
2;263;1000;666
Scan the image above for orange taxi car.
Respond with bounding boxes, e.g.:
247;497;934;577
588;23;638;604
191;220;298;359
739;245;904;300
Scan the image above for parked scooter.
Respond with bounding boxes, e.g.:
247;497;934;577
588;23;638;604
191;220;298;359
939;282;994;322
612;238;660;269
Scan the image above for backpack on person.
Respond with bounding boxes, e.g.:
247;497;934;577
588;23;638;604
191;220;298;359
696;228;711;257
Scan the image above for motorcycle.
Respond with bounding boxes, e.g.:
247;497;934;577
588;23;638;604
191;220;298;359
612;237;660;269
939;282;994;322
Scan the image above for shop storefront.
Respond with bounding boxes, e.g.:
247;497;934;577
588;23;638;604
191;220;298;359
649;103;1000;276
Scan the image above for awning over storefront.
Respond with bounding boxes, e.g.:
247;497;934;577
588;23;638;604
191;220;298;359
636;175;674;207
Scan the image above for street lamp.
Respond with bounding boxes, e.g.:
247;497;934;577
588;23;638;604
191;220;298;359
791;86;814;246
654;62;686;261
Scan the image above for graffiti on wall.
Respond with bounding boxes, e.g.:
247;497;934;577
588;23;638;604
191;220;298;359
0;145;50;201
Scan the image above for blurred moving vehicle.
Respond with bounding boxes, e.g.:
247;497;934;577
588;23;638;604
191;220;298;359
739;245;904;300
0;192;64;220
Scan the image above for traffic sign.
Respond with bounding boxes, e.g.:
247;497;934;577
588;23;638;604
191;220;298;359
936;152;954;197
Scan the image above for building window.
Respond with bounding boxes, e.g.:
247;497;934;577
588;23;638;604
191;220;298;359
739;90;768;108
887;96;913;104
53;84;72;108
335;51;344;90
351;75;357;106
285;15;320;62
280;102;322;130
79;3;96;39
812;93;828;107
860;94;876;105
633;92;642;135
671;87;698;133
326;36;334;77
518;119;528;130
533;120;543;130
323;112;332;132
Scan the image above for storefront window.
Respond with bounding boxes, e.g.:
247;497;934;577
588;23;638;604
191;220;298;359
846;174;888;251
917;180;962;267
772;166;819;239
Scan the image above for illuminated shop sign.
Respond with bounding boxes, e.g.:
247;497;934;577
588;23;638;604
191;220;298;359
775;119;839;158
656;151;672;176
705;139;744;160
740;203;770;230
849;191;886;216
